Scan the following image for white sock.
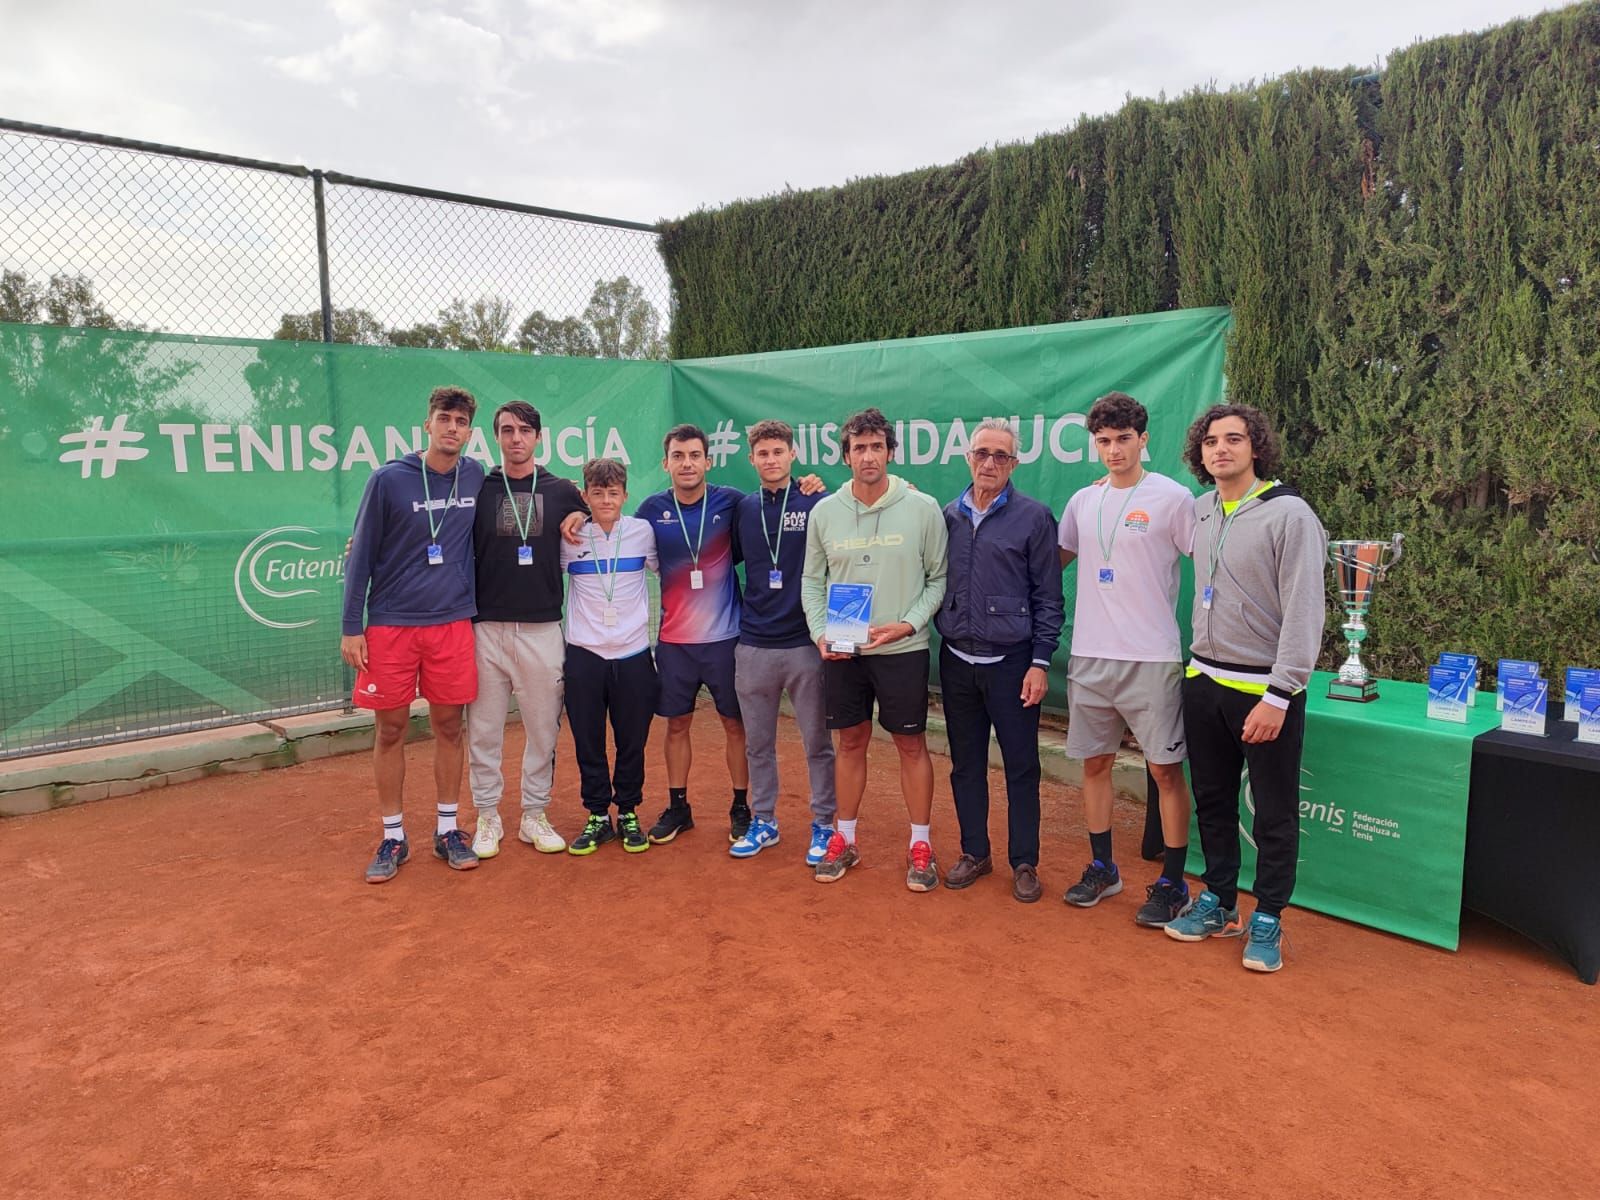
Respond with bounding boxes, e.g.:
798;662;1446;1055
382;813;405;843
837;819;858;845
436;803;458;836
910;823;931;849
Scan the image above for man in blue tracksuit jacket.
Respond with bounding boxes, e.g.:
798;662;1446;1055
934;417;1065;903
729;419;837;867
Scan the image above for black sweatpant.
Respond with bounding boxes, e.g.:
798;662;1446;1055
1182;671;1307;917
939;643;1042;869
564;645;658;815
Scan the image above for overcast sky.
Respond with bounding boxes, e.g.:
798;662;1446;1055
0;0;1566;226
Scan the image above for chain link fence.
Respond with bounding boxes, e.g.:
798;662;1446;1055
1;117;670;759
0;117;670;348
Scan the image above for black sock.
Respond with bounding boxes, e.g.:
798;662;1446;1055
732;788;749;810
1162;845;1188;886
669;787;688;809
1089;829;1113;867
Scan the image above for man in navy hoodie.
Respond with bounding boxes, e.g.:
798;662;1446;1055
935;417;1064;903
342;386;486;883
729;420;837;866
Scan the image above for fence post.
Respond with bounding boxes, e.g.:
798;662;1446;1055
313;170;356;711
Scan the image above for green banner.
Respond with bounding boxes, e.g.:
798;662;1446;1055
0;324;670;756
1;307;1228;756
1186;672;1502;949
673;307;1233;697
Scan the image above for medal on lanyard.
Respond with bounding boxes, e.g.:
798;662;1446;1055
420;458;461;566
501;469;535;565
1205;482;1266;609
588;523;624;628
673;490;708;590
763;482;791;591
1095;471;1145;590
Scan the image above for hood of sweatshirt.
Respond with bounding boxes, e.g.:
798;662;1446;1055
837;474;911;516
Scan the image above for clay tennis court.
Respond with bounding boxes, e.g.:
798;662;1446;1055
3;714;1595;1199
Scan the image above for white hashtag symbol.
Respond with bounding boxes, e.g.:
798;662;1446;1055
706;419;741;467
58;414;149;479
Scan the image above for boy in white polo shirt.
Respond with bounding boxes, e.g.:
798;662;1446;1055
1057;392;1198;926
560;458;660;855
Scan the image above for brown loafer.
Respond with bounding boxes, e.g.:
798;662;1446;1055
1013;863;1042;904
945;853;993;890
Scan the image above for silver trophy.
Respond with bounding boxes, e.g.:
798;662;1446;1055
1327;533;1404;702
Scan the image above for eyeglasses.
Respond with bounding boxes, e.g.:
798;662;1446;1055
969;449;1017;465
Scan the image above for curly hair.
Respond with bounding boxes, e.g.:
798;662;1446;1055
1087;392;1147;435
840;407;897;457
747;419;794;448
1182;404;1281;486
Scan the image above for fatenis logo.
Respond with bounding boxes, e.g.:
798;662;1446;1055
235;526;344;630
1125;509;1151;533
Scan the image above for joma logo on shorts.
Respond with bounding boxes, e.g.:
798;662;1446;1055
829;534;905;551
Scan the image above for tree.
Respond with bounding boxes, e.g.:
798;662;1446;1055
0;270;199;443
582;276;665;360
272;308;388;345
516;311;598;357
1;270;118;328
435;295;514;352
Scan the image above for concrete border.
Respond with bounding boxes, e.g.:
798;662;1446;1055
2;696;1151;819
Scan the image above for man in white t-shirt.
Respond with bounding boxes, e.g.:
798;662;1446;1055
1057;392;1198;926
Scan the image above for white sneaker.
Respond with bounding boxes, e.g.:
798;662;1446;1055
519;809;567;853
472;810;503;859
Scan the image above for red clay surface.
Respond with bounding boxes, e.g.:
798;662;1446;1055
2;714;1596;1199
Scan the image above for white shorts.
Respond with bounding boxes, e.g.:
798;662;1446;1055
1065;656;1186;764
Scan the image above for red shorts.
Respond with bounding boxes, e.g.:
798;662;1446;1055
353;620;477;710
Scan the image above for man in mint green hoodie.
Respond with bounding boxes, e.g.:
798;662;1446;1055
802;407;949;892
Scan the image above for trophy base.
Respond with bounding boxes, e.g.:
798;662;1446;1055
825;641;860;657
1327;678;1379;703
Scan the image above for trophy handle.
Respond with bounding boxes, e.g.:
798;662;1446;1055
1386;532;1404;569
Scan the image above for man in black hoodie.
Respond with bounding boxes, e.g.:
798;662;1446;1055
466;401;588;859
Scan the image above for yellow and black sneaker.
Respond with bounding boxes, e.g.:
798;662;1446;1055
617;810;650;853
568;814;617;856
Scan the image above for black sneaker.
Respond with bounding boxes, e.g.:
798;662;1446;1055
364;837;410;883
569;814;617;856
433;828;480;871
1134;878;1190;927
617;811;650;854
1063;860;1122;907
648;803;694;844
728;799;752;844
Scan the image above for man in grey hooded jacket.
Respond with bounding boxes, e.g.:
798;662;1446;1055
1163;404;1326;973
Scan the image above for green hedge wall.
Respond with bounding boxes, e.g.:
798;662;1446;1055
659;5;1600;684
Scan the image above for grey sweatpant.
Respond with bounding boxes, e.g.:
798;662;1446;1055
733;642;837;824
467;620;565;812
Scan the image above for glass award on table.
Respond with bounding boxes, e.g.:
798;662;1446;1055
824;582;874;655
1326;533;1404;702
1501;676;1548;737
1577;685;1600;746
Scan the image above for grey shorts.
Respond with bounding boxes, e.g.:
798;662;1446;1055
1065;656;1186;764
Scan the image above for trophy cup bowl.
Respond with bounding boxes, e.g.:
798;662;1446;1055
1326;533;1404;702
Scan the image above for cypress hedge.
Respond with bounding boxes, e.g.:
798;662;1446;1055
659;4;1600;683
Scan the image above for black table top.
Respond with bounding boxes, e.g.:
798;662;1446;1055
1473;718;1600;772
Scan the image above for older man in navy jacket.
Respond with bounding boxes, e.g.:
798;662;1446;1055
935;417;1065;902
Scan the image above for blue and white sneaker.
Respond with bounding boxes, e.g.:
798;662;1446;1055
1242;911;1285;972
730;817;780;858
1163;890;1244;941
806;822;835;867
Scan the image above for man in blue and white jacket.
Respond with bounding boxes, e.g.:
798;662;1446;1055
935;417;1065;903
